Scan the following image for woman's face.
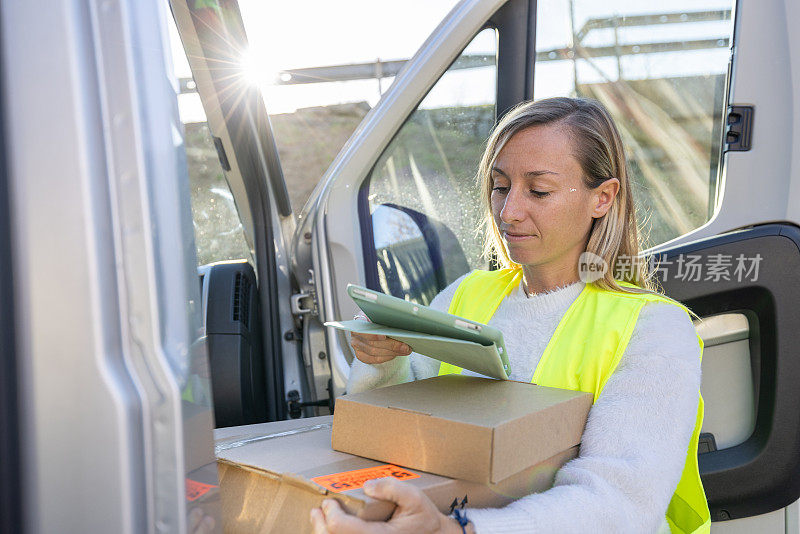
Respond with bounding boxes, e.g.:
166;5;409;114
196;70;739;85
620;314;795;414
490;123;615;270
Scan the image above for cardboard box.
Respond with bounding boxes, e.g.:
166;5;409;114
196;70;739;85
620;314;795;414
332;375;593;484
215;416;578;533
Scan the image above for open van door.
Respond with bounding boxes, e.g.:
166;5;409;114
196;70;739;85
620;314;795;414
169;0;307;424
292;0;534;400
295;0;800;531
656;225;800;531
649;0;800;529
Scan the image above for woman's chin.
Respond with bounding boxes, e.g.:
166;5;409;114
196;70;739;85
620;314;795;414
505;243;560;267
506;250;541;266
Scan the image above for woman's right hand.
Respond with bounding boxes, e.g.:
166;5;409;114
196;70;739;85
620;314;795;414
350;317;412;364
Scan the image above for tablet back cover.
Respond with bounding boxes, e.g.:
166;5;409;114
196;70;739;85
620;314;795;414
327;320;509;379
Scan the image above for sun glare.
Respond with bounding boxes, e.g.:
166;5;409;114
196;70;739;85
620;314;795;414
240;47;279;87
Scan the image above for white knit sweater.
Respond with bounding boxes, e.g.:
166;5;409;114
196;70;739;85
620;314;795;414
346;273;702;534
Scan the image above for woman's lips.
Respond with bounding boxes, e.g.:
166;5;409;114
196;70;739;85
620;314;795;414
502;231;536;242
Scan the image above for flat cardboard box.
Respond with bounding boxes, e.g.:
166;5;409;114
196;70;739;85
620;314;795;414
332;375;593;484
215;416;578;533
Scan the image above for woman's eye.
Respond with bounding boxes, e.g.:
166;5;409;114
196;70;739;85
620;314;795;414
491;185;508;193
530;190;550;198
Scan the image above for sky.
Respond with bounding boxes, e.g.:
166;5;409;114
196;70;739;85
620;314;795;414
168;0;735;121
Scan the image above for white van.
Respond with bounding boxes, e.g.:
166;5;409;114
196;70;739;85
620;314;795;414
1;0;798;532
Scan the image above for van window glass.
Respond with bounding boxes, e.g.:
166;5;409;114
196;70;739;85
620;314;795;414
167;14;254;267
534;1;735;247
365;28;497;304
236;0;460;214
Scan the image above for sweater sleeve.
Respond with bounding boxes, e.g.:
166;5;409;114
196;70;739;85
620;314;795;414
345;273;470;394
467;301;702;534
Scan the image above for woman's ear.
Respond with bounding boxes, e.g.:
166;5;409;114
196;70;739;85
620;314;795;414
591;178;620;218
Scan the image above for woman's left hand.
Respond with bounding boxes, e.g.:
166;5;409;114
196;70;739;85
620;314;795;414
309;477;463;534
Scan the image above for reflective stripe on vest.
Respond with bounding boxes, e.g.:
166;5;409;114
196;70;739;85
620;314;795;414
438;268;710;534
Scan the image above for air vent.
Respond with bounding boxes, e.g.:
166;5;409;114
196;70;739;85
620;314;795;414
232;272;252;328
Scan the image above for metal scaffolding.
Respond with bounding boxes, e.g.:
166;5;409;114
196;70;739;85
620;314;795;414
178;8;732;94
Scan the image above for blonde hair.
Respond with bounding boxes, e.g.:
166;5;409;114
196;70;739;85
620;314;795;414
479;97;656;293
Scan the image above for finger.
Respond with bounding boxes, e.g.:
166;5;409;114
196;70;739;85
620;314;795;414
363;478;424;510
353;349;399;365
390;339;412;355
381;338;412;355
351;332;387;342
188;508;203;531
310;508;329;534
350;332;410;354
321;499;384;534
195;516;215;534
355;353;397;365
351;338;410;358
372;336;411;354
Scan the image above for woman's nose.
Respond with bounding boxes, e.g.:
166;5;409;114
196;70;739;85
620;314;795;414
500;186;525;223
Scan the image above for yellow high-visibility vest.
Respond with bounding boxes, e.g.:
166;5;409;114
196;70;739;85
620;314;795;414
438;268;710;534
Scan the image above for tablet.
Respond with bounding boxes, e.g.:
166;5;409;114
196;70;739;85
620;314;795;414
346;284;510;377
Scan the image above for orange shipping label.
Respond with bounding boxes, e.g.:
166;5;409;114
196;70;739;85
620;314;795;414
311;464;420;493
186;478;217;502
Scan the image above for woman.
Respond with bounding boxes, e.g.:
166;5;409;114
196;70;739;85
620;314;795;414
311;97;707;533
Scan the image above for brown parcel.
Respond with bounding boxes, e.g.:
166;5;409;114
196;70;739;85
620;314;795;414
333;375;593;484
215;416;578;534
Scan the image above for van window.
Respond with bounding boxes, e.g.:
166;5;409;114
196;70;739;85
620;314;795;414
534;1;735;247
167;14;254;267
365;28;497;304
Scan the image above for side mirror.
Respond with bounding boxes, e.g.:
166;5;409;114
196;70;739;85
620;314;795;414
371;204;439;304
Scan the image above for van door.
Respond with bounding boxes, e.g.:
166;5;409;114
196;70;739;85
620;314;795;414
655;225;800;532
649;0;800;528
297;0;800;531
169;0;303;423
293;0;534;399
4;0;221;530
